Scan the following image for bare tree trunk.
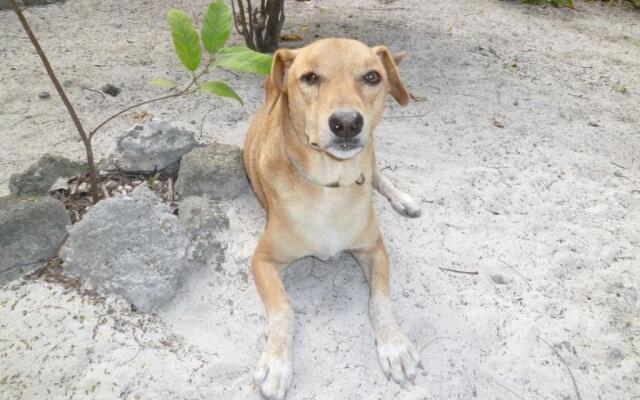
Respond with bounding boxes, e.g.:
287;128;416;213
232;0;285;53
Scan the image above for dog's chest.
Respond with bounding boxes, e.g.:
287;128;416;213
286;189;369;260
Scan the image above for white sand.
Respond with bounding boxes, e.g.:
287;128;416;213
1;0;639;399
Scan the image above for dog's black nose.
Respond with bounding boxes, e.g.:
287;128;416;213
328;111;364;138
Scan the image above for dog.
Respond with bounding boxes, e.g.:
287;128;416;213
243;38;421;400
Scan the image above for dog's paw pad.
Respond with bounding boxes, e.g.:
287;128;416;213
254;351;292;400
376;327;420;386
390;192;421;218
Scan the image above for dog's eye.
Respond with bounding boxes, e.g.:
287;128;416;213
300;72;319;85
362;70;381;85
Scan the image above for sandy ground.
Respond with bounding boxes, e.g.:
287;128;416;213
1;0;639;399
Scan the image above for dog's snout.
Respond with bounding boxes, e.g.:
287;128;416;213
328;111;364;138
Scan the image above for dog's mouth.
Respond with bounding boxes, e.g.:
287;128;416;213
324;138;364;159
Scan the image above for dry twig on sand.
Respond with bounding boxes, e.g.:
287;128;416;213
539;336;582;400
438;267;479;275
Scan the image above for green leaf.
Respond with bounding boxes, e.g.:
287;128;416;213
214;47;273;76
200;81;243;104
167;9;202;71
201;0;231;54
149;78;177;89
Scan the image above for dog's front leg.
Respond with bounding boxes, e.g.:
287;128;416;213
353;237;421;386
372;168;421;218
252;242;294;400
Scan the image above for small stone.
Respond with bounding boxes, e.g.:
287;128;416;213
176;143;248;200
101;83;121;97
9;154;87;196
38;91;50;99
48;177;69;192
491;274;507;285
0;196;71;285
105;180;119;191
607;348;624;365
115;119;198;172
77;182;89;193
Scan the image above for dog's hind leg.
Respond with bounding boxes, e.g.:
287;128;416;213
352;235;421;386
372;166;421;218
251;237;295;400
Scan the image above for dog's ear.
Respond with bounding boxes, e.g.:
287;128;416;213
373;46;409;106
270;48;298;93
266;48;298;113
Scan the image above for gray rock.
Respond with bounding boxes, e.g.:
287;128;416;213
0;196;70;285
9;154;86;196
178;196;229;266
176;143;248;200
115;119;198;172
0;0;64;9
59;186;193;312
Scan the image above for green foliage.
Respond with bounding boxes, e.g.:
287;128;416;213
148;78;177;89
155;1;274;105
167;10;202;71
614;84;629;95
201;0;231;54
522;0;573;7
146;173;160;190
215;47;273;76
200;81;243;104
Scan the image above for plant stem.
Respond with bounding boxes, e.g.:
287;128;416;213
88;89;196;139
9;0;100;203
89;59;210;140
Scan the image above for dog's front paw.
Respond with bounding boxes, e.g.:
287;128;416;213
376;326;421;386
254;350;292;400
389;191;421;218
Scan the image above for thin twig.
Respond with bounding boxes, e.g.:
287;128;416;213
545;179;559;191
88;89;195;139
167;178;174;202
199;107;216;141
10;0;100;204
384;113;428;119
489;378;525;400
610;161;629;170
498;259;533;291
438;267;479;275
80;85;106;102
539;336;582;400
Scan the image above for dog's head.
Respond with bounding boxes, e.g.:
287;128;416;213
268;38;409;160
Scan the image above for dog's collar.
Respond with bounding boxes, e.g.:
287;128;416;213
286;150;365;188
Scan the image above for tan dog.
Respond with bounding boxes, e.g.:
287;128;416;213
244;38;421;400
